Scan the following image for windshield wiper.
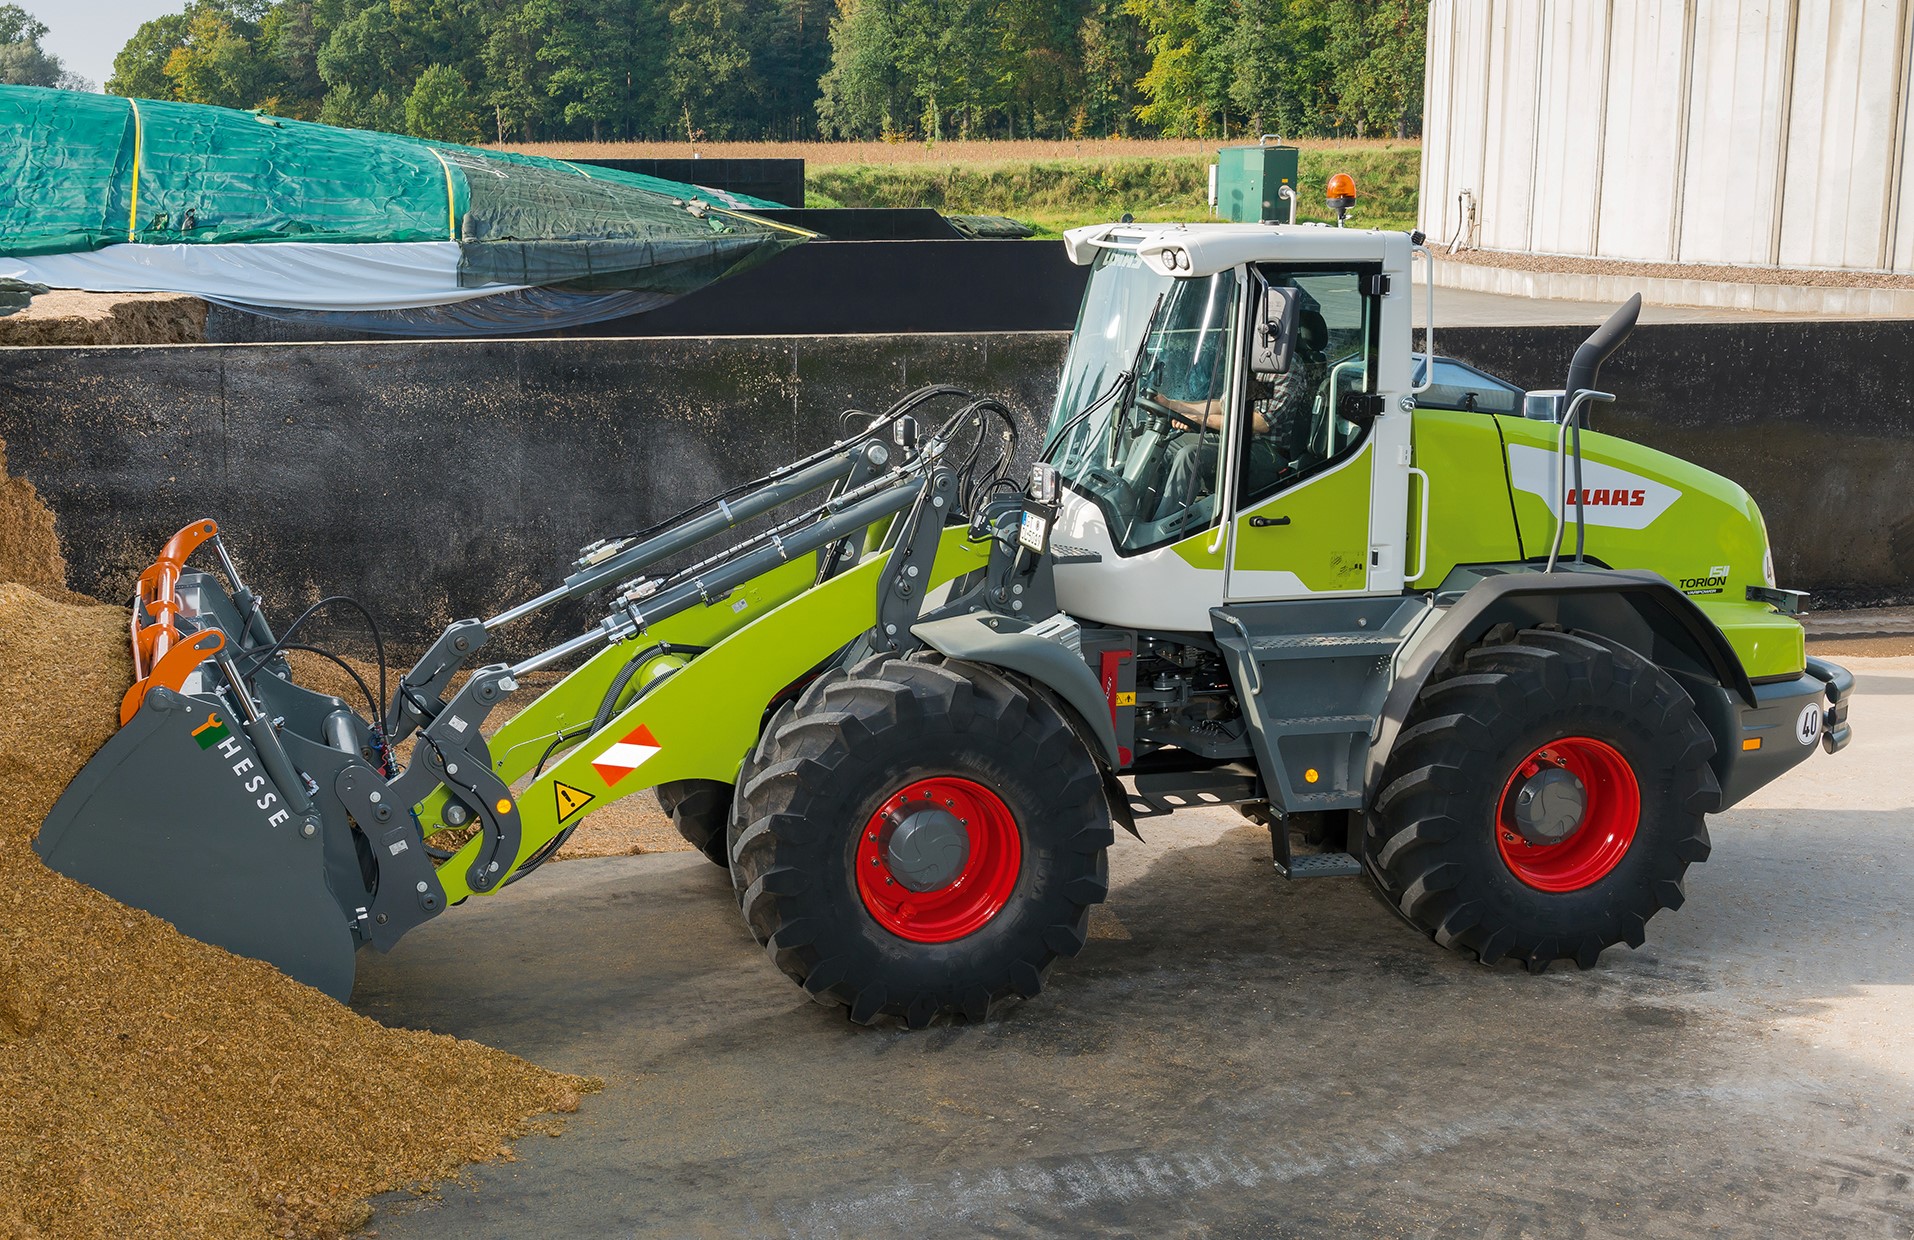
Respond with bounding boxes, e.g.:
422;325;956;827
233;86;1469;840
1039;292;1166;463
1040;369;1132;462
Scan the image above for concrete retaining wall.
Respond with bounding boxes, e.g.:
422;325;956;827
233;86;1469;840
1;320;1908;654
0;333;1067;653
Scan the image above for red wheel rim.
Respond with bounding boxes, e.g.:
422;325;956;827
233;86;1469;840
1495;736;1641;892
856;776;1022;943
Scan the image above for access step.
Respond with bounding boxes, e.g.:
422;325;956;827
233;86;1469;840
1211;597;1435;823
1277;851;1363;880
1274;713;1378;736
1125;765;1263;820
1248;631;1402;660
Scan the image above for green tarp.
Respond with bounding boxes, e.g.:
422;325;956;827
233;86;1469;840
0;85;795;262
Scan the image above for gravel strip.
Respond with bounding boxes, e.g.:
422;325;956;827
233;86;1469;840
1437;246;1914;291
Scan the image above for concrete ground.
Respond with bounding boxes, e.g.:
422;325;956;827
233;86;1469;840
352;655;1914;1238
1804;609;1914;659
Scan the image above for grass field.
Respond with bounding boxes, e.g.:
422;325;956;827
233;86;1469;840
499;139;1421;235
509;137;1227;164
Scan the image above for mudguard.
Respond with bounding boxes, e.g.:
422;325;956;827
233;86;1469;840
1365;566;1758;799
911;612;1122;767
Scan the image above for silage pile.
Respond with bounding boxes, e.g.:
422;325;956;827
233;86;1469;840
0;438;596;1239
0;291;207;347
0;437;81;603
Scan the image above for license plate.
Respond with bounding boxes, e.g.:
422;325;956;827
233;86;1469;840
1018;511;1049;553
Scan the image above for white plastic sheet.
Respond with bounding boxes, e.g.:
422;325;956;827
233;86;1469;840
0;241;525;311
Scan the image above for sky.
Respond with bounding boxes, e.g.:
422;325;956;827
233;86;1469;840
40;0;182;92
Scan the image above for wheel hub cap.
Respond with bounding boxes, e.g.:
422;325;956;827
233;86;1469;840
1511;765;1586;845
882;805;970;892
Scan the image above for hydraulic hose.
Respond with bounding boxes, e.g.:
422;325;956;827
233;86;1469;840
591;642;707;736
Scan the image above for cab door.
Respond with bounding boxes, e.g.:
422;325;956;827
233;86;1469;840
1224;267;1385;601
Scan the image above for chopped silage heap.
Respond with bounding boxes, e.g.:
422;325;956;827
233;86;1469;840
0;439;597;1239
0;436;79;601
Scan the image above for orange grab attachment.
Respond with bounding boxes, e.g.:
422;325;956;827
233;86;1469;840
122;519;225;724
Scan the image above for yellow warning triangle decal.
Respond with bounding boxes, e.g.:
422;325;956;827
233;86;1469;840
554;781;595;823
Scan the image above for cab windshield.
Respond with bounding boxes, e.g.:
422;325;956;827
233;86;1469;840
1044;250;1238;554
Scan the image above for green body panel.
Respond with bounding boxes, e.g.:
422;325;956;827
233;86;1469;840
431;527;990;901
480;556;822;785
1491;415;1800;680
1408;408;1523;586
1699;600;1799;677
1691;598;1805;680
1084;407;1795;680
1230;444;1373;592
1169;524;1227;570
1164;444;1374;593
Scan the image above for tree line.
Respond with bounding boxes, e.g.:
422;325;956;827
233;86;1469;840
87;0;1423;145
0;4;95;91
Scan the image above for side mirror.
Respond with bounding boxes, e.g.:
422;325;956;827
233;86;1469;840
1250;285;1302;375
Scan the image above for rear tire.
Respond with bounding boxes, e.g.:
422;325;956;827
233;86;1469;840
1364;627;1718;972
655;779;732;867
731;654;1113;1027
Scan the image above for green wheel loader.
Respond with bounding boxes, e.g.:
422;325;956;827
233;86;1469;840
37;223;1852;1024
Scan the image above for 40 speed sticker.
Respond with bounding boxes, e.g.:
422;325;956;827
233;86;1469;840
1796;702;1823;747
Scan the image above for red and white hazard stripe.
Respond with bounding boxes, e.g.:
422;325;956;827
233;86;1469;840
591;723;663;786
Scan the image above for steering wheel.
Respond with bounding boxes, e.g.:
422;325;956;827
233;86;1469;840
1136;390;1201;432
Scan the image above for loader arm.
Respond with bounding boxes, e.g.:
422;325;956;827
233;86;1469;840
477;556;820;788
430;525;992;899
38;384;1023;998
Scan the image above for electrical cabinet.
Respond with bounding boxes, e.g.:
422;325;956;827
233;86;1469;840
1215;141;1301;223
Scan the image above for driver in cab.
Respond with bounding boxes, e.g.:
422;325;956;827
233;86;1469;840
1149;287;1329;510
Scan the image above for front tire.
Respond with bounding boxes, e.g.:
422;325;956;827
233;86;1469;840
1365;627;1718;972
731;654;1113;1027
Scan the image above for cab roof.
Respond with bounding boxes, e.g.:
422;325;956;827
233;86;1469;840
1061;221;1414;279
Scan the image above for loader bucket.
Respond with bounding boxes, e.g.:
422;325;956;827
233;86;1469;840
35;687;361;1000
34;519;370;1001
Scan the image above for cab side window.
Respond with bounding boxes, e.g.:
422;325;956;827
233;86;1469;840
1237;269;1378;508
